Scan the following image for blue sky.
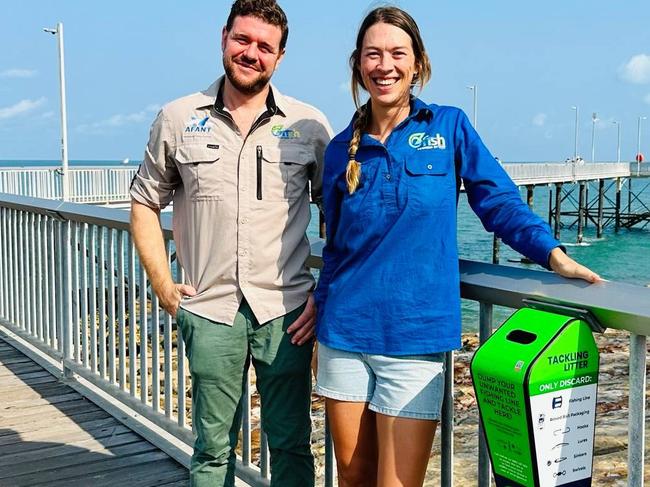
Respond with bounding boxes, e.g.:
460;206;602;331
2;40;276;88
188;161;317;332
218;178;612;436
2;1;650;162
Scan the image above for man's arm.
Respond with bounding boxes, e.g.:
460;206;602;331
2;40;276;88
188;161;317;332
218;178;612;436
287;112;334;345
130;199;196;316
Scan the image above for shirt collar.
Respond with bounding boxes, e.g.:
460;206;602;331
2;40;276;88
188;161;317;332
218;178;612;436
410;97;434;120
335;97;435;143
194;75;286;117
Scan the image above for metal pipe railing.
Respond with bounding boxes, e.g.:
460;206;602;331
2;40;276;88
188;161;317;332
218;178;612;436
1;162;640;207
0;193;648;486
0;167;136;203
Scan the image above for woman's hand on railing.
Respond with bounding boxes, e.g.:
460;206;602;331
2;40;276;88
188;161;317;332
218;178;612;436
549;247;602;283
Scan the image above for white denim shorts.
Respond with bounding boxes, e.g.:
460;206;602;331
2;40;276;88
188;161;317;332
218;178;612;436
315;342;446;420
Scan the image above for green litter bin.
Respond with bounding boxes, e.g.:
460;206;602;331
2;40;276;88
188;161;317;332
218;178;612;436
471;308;600;487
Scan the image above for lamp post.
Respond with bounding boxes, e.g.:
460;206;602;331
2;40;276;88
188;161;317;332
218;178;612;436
591;112;598;162
43;22;69;201
571;106;579;161
637;116;647;174
467;84;477;129
613;121;621;163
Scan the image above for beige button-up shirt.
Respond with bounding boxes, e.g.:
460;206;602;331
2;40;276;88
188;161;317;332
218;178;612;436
130;78;333;325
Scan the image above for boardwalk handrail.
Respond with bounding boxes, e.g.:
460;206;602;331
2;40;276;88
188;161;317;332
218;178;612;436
0;193;648;486
0;166;137;203
0;162;638;205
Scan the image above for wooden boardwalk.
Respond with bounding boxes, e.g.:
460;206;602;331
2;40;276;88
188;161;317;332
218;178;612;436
0;340;189;487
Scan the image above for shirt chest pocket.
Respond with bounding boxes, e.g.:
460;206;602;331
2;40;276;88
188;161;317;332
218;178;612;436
262;145;312;202
404;154;454;210
175;143;227;201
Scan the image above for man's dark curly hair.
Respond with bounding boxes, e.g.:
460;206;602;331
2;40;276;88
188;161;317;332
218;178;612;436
226;0;289;50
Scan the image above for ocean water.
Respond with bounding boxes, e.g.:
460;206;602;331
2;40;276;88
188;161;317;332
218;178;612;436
4;159;648;331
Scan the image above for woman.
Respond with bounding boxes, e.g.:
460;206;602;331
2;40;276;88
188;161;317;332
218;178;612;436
313;6;600;487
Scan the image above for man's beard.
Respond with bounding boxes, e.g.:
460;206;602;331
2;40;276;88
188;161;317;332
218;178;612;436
223;55;272;95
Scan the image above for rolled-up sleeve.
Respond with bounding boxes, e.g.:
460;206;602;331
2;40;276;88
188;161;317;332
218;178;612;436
456;110;561;269
130;109;179;209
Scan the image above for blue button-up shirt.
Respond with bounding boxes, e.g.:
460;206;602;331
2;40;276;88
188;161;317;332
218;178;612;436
314;98;561;355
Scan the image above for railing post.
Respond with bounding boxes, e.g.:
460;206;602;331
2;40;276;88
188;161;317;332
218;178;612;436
324;412;335;487
478;302;493;487
615;178;622;232
441;350;454;487
628;333;647;487
577;182;585;243
61;219;74;378
554;183;563;240
597;179;604;239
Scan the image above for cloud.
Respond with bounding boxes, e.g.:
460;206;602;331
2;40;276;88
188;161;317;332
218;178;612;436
0;97;46;119
619;54;650;84
0;68;37;78
532;113;547;127
76;104;160;133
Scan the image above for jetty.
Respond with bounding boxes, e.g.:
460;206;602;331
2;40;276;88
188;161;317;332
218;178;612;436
0;162;648;486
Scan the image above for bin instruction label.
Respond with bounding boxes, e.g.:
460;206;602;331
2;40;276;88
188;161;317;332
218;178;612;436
529;383;596;486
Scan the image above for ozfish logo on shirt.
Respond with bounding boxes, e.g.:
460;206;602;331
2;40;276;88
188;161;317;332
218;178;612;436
184;116;212;134
271;124;300;139
408;132;446;151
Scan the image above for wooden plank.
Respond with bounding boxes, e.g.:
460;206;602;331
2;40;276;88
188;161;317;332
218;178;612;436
64;460;188;487
0;374;58;389
10;449;170;486
0;409;111;436
0;356;35;366
0;382;71;399
0;370;51;381
0;422;128;454
0;439;159;480
1;396;93;417
0;350;26;361
1;399;99;427
1;392;83;410
0;431;142;470
0;363;43;377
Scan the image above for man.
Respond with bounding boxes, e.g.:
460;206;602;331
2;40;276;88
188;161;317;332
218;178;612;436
129;1;332;485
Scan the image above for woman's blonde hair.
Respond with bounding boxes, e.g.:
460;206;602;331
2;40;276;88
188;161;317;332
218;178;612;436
345;6;432;194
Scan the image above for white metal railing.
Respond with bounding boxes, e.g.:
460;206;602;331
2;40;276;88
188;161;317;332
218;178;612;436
0;193;648;487
504;162;631;185
0;163;639;207
0;167;136;203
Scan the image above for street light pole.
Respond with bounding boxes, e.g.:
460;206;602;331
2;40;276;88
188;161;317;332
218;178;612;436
613;121;621;163
591;112;598;163
43;22;69;201
571;106;579;161
467;84;477;129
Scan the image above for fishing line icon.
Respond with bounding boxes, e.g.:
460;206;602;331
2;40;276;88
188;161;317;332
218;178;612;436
553;427;571;436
